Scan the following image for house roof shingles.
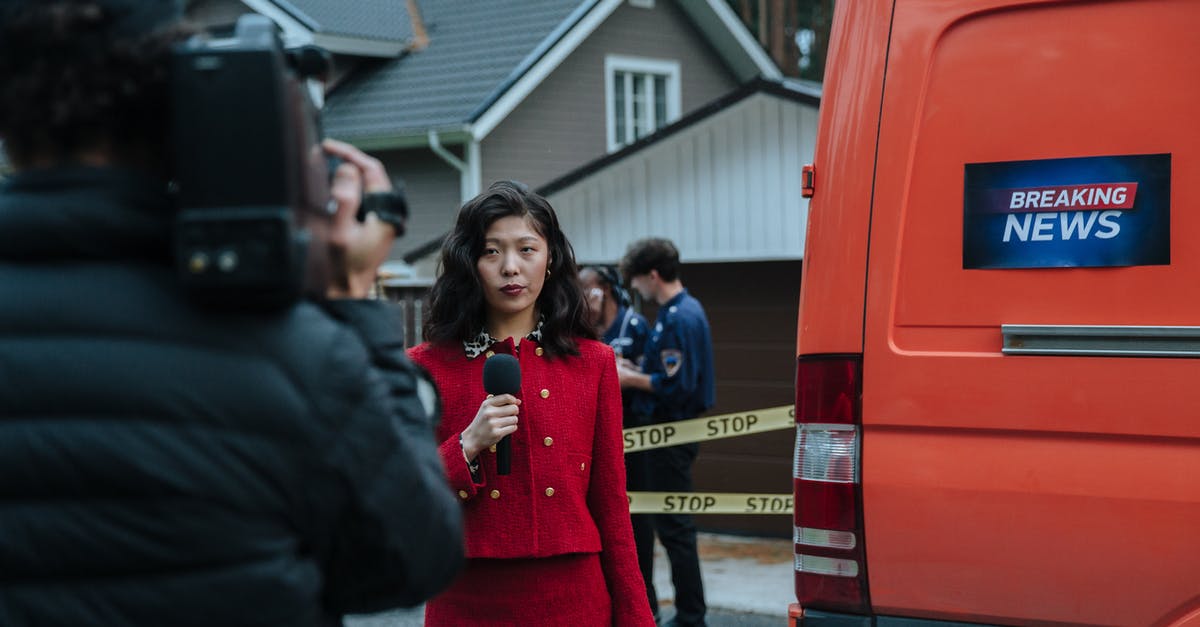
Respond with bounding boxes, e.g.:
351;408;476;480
274;0;412;42
322;0;589;141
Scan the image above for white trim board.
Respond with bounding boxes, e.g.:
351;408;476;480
703;0;781;80
472;0;622;141
604;55;682;152
241;0;405;57
312;33;405;58
239;0;314;47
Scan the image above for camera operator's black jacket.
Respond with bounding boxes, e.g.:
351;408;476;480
0;167;464;626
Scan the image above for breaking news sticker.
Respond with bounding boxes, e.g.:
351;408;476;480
963;154;1170;269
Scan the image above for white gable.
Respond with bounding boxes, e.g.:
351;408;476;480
548;91;818;264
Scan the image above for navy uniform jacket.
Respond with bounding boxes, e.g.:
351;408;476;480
604;305;650;426
603;305;648;363
634;289;716;422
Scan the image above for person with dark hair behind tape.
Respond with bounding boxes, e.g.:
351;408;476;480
617;237;716;627
579;263;658;618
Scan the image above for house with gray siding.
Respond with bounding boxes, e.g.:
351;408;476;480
313;0;779;271
183;0;801;536
189;0;777;273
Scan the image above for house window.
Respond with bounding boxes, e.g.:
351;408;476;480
605;55;681;151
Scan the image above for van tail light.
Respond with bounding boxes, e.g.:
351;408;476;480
793;355;869;614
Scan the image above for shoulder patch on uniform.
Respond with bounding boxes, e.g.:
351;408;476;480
661;349;683;377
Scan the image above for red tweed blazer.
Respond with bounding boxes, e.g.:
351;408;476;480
408;336;652;622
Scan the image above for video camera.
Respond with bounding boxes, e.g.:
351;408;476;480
169;14;406;309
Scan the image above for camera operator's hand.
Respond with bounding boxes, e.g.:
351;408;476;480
323;138;396;299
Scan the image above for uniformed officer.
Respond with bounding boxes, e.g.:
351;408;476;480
617;238;715;627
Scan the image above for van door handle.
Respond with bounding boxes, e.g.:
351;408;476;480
1002;325;1200;357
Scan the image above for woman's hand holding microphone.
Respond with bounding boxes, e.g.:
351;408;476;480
460;395;522;462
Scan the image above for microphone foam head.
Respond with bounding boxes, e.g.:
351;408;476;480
482;353;521;395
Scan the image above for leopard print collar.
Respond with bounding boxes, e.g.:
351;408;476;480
463;318;545;359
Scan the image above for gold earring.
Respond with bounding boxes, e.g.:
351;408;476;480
546;268;552;278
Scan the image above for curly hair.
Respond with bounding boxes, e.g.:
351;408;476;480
580;264;630;307
424;181;595;358
0;1;191;168
620;237;681;282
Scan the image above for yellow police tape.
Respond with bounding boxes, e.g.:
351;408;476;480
627;491;794;515
621;405;796;515
622;404;794;453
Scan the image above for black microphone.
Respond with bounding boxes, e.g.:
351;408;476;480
482;353;521;475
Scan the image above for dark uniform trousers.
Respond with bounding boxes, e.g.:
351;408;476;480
624;289;712;626
629;423;706;626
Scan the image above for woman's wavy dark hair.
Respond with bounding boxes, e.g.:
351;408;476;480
424;180;595;358
0;1;192;168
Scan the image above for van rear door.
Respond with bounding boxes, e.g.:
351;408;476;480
862;1;1200;625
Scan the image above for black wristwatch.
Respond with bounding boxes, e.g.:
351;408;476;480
357;189;408;234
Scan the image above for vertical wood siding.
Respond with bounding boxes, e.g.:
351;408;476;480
549;93;817;264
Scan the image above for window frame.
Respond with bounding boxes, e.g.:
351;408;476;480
604;54;681;152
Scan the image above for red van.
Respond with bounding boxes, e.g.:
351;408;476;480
790;1;1200;626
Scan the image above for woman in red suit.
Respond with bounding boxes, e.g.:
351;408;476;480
409;181;656;626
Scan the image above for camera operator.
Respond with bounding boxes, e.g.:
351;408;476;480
0;2;463;626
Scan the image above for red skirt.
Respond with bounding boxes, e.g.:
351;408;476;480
424;552;612;626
